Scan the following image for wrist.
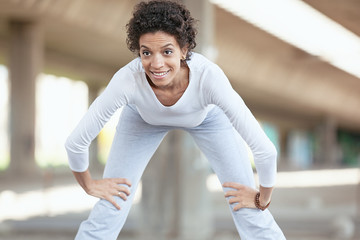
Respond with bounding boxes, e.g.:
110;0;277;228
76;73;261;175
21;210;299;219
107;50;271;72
72;170;94;193
83;178;95;193
254;192;271;211
259;185;273;206
260;196;271;206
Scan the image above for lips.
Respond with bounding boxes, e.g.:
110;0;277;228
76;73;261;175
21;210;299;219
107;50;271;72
151;70;170;79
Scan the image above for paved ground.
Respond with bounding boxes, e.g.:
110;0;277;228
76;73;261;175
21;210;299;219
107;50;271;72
0;168;359;240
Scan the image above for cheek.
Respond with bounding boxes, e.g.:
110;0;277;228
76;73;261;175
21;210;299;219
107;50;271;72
141;59;150;71
170;58;181;69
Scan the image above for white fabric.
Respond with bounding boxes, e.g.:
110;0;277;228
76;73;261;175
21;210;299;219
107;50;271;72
74;105;285;240
65;52;277;187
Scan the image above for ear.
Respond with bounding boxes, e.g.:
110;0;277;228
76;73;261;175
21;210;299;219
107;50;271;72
181;46;189;60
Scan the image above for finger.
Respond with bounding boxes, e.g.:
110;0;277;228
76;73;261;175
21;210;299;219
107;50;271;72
228;197;241;204
116;191;128;201
224;190;239;198
107;197;121;210
117;185;131;196
222;182;243;190
114;178;132;187
233;203;243;211
112;187;128;200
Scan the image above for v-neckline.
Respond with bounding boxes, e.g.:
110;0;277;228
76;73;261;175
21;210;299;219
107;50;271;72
143;70;192;108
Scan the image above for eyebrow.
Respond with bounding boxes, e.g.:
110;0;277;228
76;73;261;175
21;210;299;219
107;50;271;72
140;43;175;49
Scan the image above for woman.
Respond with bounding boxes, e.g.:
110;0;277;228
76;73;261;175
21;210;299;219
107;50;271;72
65;0;286;239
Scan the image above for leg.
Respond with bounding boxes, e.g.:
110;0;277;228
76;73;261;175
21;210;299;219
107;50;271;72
75;105;170;240
187;106;285;240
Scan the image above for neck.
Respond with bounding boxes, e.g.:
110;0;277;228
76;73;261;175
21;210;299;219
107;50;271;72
148;65;189;91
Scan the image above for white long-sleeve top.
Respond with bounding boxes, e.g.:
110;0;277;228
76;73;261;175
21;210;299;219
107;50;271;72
65;52;277;187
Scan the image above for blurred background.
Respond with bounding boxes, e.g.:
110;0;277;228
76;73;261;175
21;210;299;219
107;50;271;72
0;0;360;239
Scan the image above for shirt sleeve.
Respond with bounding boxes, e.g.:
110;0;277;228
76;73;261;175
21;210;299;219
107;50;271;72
203;64;277;187
64;68;135;172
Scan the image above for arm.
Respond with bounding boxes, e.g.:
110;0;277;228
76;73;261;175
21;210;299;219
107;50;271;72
203;64;277;210
65;68;135;209
65;68;134;172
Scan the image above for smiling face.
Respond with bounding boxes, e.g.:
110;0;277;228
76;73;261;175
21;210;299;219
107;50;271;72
139;31;188;89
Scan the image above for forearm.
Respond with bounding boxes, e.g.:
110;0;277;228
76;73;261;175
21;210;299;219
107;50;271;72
72;169;94;193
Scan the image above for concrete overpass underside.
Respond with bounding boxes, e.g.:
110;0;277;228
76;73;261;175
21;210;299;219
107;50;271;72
1;0;360;131
1;0;360;239
1;0;359;132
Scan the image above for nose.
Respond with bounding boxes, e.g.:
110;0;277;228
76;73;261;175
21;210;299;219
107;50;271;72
151;54;164;69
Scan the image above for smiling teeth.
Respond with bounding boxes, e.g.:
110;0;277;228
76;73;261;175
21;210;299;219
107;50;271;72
153;71;168;76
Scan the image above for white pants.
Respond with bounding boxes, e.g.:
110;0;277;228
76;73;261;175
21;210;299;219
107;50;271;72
75;105;285;240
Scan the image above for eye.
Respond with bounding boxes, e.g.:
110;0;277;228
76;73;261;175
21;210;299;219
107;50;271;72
164;49;173;55
142;51;150;56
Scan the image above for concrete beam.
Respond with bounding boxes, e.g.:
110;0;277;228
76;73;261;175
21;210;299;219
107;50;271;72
215;6;360;132
44;49;118;83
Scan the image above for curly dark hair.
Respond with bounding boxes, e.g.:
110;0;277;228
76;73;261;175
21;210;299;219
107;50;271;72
126;0;197;60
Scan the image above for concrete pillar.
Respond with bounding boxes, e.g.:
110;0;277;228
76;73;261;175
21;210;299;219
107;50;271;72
87;83;103;172
278;127;289;169
183;0;217;60
140;131;212;240
178;1;216;237
8;20;43;175
314;117;339;167
176;132;212;240
140;131;181;239
139;1;215;239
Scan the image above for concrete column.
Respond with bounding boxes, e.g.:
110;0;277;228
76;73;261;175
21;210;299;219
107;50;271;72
140;131;212;240
177;1;215;237
87;83;103;172
314;117;339;167
278;127;289;169
183;0;217;60
8;20;43;175
176;132;212;240
140;131;181;239
139;1;215;239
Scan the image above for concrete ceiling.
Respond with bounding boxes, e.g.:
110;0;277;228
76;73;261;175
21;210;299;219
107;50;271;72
303;0;360;37
0;0;360;132
0;0;136;81
214;5;360;131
